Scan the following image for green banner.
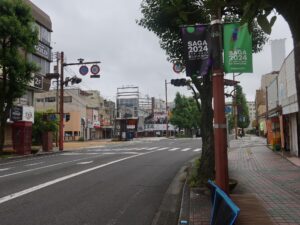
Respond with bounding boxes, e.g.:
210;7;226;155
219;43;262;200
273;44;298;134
223;23;253;73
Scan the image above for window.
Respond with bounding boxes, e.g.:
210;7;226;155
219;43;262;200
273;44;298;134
36;98;44;103
64;96;72;103
45;97;56;102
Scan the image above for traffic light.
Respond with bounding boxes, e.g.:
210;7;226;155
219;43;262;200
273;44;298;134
170;78;187;86
71;76;82;85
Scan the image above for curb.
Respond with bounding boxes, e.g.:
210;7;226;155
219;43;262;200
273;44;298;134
151;164;188;225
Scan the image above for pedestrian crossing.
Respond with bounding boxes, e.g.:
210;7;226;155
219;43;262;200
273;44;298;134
86;146;202;153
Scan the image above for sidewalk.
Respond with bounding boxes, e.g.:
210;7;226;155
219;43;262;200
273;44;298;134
186;135;300;225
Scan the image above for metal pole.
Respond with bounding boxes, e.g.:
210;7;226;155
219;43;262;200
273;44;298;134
59;52;64;151
165;80;169;137
233;73;238;139
56;54;59;147
211;8;229;193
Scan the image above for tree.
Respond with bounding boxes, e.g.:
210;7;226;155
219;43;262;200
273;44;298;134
170;93;200;135
0;0;38;153
236;85;250;130
32;111;59;145
138;0;268;184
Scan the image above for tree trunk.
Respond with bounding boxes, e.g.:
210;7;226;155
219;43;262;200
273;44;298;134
192;74;215;184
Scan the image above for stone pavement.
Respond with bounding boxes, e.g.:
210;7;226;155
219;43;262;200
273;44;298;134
186;135;300;225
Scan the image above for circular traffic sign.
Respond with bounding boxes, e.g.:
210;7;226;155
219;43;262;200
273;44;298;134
90;65;100;75
79;65;89;76
173;62;184;73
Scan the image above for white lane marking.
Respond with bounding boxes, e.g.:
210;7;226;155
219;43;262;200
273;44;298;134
77;161;93;165
168;148;179;151
146;147;158;150
81;146;105;149
194;148;202;152
0;155;102;179
181;148;191;152
62;153;99;156
0;152;151;205
25;162;44;167
0;168;12;172
157;147;168;150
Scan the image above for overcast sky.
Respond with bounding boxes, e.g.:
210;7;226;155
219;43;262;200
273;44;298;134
31;0;293;102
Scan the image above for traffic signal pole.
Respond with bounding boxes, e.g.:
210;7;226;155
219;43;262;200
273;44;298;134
58;52;101;151
59;52;64;151
211;9;229;193
165;80;169;137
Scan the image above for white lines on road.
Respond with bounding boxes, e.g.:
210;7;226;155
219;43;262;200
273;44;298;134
193;148;202;152
146;147;158;150
157;147;168;151
25;162;44;167
0;151;153;205
168;148;179;151
77;161;93;165
0;168;12;172
181;148;191;152
0;155;102;179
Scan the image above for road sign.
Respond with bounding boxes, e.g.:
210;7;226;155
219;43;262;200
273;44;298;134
79;65;88;76
90;75;100;78
90;65;100;75
173;62;184;73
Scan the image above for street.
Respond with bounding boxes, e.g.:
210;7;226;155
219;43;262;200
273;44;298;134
0;138;202;225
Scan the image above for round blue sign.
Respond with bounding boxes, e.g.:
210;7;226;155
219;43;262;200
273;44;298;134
79;65;88;76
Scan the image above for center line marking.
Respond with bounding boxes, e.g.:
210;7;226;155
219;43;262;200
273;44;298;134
77;161;93;165
0;168;11;172
0;151;155;205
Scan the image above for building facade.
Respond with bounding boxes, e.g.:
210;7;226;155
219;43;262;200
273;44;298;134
35;89;114;141
3;1;53;150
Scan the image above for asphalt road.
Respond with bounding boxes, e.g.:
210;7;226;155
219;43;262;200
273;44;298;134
0;138;202;225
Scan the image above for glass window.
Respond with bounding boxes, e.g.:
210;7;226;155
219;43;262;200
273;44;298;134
64;96;72;103
45;97;56;102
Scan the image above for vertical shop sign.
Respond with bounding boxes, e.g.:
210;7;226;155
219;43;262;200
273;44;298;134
181;25;211;77
224;23;253;73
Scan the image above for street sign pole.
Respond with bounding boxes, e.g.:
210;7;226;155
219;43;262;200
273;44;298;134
211;7;229;194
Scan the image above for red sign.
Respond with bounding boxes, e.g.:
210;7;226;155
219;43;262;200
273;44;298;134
90;65;100;75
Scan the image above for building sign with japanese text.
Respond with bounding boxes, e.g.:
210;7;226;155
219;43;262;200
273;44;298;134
181;25;211;77
223;23;253;73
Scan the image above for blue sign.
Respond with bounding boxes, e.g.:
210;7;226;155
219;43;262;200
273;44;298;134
79;65;88;76
225;106;232;114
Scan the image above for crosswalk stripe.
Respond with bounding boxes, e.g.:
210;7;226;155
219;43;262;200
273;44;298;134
194;148;202;152
147;147;158;150
169;148;179;151
157;147;168;150
181;148;191;152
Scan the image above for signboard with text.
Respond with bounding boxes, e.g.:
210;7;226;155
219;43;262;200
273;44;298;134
181;25;211;77
223;23;253;73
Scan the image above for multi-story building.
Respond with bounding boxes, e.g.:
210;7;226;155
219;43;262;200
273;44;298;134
3;1;53;151
246;101;256;129
35;88;114;141
255;49;299;157
255;71;279;136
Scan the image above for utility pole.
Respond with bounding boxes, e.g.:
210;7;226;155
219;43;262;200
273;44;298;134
58;51;101;151
59;52;64;151
211;7;229;193
165;79;169;137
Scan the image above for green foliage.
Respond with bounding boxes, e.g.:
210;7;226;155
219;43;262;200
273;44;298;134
169;93;201;130
235;85;250;129
0;0;39;152
32;111;58;145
